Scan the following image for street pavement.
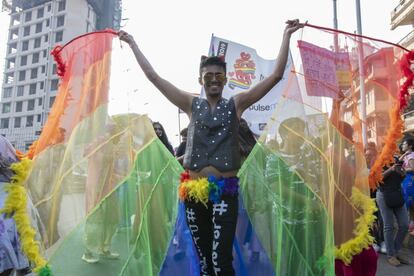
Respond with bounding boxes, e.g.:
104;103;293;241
377;235;414;276
377;247;414;276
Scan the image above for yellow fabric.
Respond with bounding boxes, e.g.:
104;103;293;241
335;187;377;264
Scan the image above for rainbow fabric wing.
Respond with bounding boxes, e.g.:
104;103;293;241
2;25;413;276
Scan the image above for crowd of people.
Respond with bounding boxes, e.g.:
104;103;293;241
1;18;414;276
367;138;414;267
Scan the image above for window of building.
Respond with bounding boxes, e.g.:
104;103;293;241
8;43;17;54
5;73;14;84
43;50;47;57
9;29;18;40
51;79;59;90
34;37;41;48
18;70;26;81
6;58;15;69
15;101;22;112
14;117;21;128
2;103;11;113
30;68;38;79
46;19;50;27
27;99;35;111
37;114;41;123
35;23;42;33
52;64;57;75
29;83;36;95
25;11;32;22
22;40;29;51
38;98;42;106
25;142;33;150
1;118;9;129
17;86;24;96
41;66;45;74
5;73;13;84
58;1;66;11
3;87;12;98
57;15;64;27
49;96;56;108
55;31;63;43
44;34;48;42
20;55;27;66
39;81;44;90
11;15;20;26
32;52;39;64
23;26;30;36
26;115;33;127
47;4;51;12
37;7;44;18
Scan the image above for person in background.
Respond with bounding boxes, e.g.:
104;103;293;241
399;138;414;235
153;122;174;155
365;144;386;254
239;118;257;159
176;127;188;164
376;155;409;266
0;136;29;276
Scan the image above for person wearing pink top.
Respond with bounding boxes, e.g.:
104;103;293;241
400;138;414;235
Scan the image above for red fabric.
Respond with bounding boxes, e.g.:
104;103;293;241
335;247;378;276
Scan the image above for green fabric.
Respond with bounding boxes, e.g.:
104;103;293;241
238;142;335;275
48;139;183;276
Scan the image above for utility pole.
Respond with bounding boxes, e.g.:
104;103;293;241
356;0;367;147
333;0;339;52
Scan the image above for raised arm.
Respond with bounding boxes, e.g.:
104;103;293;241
330;92;345;128
233;20;303;117
119;31;194;115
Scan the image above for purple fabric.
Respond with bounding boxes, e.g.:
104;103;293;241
207;175;239;203
223;177;239;196
0;136;18;183
0;182;29;272
0;136;17;164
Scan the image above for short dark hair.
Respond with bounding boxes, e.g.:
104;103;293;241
199;55;226;76
404;138;414;150
279;117;306;138
337;121;354;141
180;127;188;137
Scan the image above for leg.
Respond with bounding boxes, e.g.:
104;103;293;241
212;196;238;276
376;190;396;257
393;205;409;254
185;200;214;276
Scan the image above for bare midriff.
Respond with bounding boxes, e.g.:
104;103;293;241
189;165;238;179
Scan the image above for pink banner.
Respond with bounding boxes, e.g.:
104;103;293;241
298;40;344;99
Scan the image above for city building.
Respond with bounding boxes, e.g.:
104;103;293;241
0;0;121;150
390;0;414;134
342;47;399;148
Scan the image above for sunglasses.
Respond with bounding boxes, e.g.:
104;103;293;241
202;72;226;83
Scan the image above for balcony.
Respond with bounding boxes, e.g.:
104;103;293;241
399;29;414;50
391;0;414;30
404;110;414;132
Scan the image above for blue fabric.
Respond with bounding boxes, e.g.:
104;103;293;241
0;182;29;273
401;172;414;209
160;198;275;275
